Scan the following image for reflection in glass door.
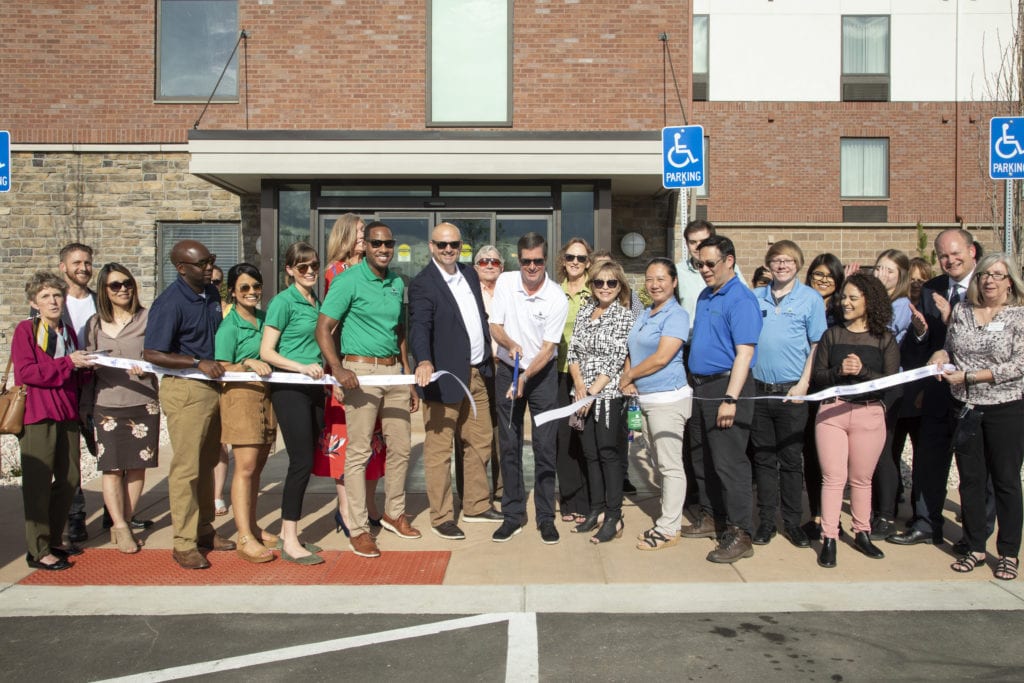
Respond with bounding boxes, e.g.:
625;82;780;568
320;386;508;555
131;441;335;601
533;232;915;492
496;216;552;269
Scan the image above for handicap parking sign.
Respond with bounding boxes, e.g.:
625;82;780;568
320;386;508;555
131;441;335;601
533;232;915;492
990;117;1024;179
662;125;704;189
0;131;9;193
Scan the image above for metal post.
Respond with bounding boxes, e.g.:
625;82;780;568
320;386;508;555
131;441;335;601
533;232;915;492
1006;179;1015;254
679;188;688;260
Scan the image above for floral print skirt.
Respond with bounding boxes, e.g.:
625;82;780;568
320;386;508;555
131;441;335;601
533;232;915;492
94;402;160;471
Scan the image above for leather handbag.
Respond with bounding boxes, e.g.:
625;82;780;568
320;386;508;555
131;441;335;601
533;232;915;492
0;355;27;435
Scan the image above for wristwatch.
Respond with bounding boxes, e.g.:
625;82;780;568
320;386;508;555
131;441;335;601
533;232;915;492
723;395;737;405
192;357;201;368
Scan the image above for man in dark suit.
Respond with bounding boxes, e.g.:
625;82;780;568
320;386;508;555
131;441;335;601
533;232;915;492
410;222;502;540
888;228;977;546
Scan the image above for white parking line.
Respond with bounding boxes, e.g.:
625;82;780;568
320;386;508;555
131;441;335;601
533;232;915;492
505;612;539;682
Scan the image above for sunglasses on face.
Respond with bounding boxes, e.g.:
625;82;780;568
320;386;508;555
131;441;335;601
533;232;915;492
520;258;545;267
432;240;461;250
107;280;134;293
369;239;396;249
181;254;217;269
210;279;222;287
236;283;263;294
293;262;320;275
563;253;588;263
692;258;723;271
591;278;619;290
477;258;501;267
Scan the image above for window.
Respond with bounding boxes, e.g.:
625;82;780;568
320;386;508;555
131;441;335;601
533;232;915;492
428;0;511;126
157;0;239;102
841;15;889;101
158;223;241;291
840;138;888;198
692;15;709;101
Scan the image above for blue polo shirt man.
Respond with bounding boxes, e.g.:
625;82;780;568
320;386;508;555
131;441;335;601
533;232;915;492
748;242;827;549
143;240;230;570
685;234;762;564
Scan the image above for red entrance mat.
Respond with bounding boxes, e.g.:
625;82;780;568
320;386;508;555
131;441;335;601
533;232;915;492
18;549;450;586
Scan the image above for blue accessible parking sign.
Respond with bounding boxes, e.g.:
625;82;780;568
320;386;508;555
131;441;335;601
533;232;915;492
0;131;9;193
662;125;704;189
990;117;1024;179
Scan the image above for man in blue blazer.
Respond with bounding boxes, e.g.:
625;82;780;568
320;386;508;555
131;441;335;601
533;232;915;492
410;223;503;540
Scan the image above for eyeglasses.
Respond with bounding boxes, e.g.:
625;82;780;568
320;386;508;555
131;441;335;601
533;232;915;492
107;280;134;293
810;271;835;282
293;262;320;275
369;239;396;249
692;258;723;271
477;258;502;267
180;254;217;269
591;278;619;289
237;283;263;294
432;240;461;250
769;258;795;267
564;254;588;263
210;279;222;287
976;271;1009;281
520;258;545;267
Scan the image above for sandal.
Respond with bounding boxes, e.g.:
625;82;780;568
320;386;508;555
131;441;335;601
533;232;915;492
237;535;274;564
995;556;1019;581
950;553;984;573
591;516;624;544
636;528;681;551
214;499;228;516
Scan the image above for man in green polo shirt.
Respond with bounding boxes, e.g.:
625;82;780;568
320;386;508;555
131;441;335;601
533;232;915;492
316;222;420;559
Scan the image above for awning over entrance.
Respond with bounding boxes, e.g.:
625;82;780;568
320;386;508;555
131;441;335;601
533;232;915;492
187;130;664;195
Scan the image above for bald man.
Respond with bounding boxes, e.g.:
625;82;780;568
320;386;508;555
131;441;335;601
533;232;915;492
144;240;233;569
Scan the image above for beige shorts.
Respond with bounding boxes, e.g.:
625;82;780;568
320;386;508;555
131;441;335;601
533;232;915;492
220;381;277;445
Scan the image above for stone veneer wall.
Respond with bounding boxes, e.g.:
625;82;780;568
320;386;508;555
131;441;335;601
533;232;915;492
0;151;250;360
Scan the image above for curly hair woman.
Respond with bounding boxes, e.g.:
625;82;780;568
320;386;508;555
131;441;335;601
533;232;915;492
811;272;900;568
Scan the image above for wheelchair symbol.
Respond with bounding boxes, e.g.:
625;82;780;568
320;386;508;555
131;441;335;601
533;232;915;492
995;122;1024;160
666;132;699;169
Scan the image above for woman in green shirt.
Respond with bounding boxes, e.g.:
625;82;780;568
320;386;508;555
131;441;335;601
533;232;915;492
260;242;327;565
215;263;277;563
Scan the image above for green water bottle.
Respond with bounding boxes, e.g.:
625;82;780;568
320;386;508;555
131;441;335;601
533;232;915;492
626;396;642;433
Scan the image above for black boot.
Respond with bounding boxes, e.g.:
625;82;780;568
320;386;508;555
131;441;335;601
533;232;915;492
869;514;896;541
818;538;837;568
854;531;885;559
67;515;88;543
572;510;603;534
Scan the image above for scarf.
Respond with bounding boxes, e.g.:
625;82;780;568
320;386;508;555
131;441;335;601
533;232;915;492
33;317;74;359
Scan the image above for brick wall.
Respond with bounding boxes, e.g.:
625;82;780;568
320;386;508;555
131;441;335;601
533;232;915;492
0;152;246;358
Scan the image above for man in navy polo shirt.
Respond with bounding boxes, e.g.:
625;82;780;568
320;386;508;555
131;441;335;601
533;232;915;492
684;234;762;563
144;240;233;570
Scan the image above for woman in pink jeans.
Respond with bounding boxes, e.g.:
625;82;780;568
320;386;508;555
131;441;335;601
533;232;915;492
811;273;900;568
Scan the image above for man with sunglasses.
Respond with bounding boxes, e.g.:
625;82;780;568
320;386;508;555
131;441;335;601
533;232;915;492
488;232;569;544
685;234;762;564
409;223;500;541
144;240;231;570
317;222;420;558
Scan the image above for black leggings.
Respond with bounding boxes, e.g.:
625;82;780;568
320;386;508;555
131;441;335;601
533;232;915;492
271;384;326;522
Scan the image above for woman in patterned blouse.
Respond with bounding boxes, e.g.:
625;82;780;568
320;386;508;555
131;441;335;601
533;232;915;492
931;253;1024;581
567;259;636;543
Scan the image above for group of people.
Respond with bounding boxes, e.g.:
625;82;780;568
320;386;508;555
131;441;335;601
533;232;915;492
9;219;1023;581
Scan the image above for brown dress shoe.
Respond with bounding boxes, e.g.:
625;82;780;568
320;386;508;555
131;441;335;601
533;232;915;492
197;533;237;551
680;512;718;539
172;548;211;570
381;513;422;539
706;528;755;564
349;532;381;558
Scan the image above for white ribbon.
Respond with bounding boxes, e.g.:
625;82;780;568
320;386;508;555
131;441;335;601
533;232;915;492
91;356;477;417
533;364;954;426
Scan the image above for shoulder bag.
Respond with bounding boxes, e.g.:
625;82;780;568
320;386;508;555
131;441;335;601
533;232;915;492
0;355;27;435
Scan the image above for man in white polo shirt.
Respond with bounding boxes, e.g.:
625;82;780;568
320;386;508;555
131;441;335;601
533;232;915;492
489;232;569;545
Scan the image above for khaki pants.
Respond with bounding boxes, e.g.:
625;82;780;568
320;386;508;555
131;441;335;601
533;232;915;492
160;376;221;552
422;367;493;526
343;361;411;536
19;420;80;558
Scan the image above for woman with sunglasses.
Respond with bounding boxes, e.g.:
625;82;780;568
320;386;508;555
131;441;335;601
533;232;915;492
568;259;635;543
620;258;690;551
215;263;278;563
932;253;1024;581
317;214;386;537
259;242;327;565
80;264;156;555
555;238;593;525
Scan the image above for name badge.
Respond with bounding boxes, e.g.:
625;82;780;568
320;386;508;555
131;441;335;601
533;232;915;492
987;322;1006;332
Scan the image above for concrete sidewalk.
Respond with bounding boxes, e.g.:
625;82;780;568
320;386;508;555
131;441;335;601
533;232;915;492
0;423;1020;616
